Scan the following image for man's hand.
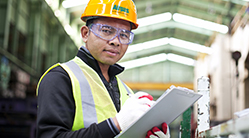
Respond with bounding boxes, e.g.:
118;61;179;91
115;92;154;131
146;122;170;138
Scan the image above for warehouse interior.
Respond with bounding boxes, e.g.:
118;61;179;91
0;0;249;137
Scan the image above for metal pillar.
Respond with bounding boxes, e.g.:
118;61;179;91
180;107;191;138
2;0;12;50
32;0;41;72
10;0;21;55
197;76;210;133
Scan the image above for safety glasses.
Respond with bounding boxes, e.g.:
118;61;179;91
89;23;134;45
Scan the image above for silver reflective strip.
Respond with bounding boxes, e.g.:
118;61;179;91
120;80;132;95
64;60;98;128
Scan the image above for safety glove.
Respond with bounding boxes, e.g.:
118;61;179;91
116;91;154;131
146;122;170;138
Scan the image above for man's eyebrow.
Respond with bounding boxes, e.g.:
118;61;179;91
102;25;113;29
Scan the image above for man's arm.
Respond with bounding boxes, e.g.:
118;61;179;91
36;67;118;138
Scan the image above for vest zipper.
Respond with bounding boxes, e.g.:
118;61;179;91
109;82;113;90
109;82;119;111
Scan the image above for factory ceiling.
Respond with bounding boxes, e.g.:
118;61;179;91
60;0;247;66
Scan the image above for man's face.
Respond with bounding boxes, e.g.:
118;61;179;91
82;18;131;66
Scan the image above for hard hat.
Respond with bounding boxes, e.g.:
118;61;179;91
81;0;138;29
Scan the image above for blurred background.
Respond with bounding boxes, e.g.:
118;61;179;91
0;0;249;137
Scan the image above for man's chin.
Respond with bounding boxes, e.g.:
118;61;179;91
99;60;117;66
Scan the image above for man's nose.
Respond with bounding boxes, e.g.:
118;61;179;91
109;35;120;46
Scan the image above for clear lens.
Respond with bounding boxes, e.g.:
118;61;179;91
119;30;131;44
90;23;134;45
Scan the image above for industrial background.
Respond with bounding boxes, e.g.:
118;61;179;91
0;0;249;137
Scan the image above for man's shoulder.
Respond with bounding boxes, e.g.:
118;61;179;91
44;65;70;80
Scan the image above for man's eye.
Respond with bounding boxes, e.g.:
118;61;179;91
100;27;114;35
120;33;129;39
101;29;112;34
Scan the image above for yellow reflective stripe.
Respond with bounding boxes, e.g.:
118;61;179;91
54;56;135;131
73;57;117;122
62;60;101;129
60;62;85;131
118;78;132;95
36;63;60;96
116;77;134;107
36;63;83;130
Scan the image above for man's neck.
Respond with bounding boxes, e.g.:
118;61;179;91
98;62;110;82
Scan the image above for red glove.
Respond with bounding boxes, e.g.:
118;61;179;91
146;122;170;138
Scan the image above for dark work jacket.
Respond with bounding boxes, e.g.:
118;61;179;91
36;46;124;138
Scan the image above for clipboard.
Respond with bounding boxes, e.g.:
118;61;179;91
115;86;202;138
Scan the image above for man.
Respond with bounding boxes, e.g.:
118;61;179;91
36;0;170;137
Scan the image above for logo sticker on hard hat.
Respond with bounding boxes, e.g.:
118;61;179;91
113;5;129;15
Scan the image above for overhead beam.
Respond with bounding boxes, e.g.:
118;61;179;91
180;0;231;14
135;0;173;9
176;5;231;25
124;82;194;90
0;47;38;79
135;0;242;25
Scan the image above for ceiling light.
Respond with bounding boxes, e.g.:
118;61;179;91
64;24;74;35
126;37;169;53
119;53;167;69
167;53;196;66
62;0;89;8
54;10;61;17
138;12;172;27
127;37;212;54
168;38;213;54
173;13;228;34
45;0;53;5
119;53;195;70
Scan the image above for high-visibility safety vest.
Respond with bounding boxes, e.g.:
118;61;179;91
37;57;133;131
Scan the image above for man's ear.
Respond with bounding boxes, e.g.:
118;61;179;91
81;26;89;43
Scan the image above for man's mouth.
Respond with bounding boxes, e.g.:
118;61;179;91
104;49;119;56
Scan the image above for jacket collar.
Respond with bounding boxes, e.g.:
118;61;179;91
76;46;125;79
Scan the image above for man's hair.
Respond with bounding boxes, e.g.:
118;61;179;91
86;19;95;27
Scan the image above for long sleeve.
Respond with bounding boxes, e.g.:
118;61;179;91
36;67;119;138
